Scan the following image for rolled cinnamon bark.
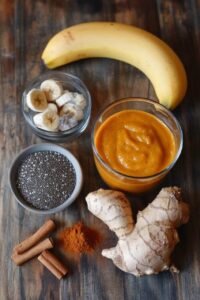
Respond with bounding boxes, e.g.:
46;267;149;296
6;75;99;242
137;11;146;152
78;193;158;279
38;251;68;280
41;250;68;276
13;219;56;254
12;238;54;266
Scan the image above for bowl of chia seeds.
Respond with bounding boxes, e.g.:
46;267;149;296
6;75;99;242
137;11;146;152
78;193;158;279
9;144;83;214
22;71;92;142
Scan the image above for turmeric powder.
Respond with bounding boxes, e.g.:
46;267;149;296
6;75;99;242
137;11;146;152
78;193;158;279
59;222;100;255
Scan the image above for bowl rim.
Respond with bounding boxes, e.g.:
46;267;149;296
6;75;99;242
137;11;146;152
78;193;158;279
22;71;92;138
9;143;83;214
92;97;183;181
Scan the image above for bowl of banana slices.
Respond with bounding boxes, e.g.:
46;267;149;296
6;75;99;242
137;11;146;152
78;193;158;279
22;72;92;142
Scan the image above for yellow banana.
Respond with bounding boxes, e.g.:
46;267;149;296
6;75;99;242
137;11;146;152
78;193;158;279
42;22;187;109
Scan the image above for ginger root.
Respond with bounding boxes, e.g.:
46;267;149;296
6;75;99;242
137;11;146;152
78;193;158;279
86;187;189;276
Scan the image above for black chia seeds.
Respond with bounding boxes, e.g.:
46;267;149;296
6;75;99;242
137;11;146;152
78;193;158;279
16;151;76;210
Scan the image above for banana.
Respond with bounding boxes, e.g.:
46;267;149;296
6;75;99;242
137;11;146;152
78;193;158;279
73;93;86;109
40;79;63;101
60;103;84;121
33;108;59;131
59;102;84;131
47;103;58;112
59;115;78;131
42;22;187;109
56;90;86;109
26;89;48;112
55;90;73;107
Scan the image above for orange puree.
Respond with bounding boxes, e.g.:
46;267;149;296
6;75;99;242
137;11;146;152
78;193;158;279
95;110;176;178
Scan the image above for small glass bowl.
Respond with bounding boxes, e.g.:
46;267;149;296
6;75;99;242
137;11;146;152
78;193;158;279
92;98;183;193
22;72;91;142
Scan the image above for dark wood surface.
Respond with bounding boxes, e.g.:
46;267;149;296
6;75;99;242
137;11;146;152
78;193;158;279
1;0;200;299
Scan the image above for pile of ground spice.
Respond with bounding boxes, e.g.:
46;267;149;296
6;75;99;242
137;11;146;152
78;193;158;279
59;221;101;255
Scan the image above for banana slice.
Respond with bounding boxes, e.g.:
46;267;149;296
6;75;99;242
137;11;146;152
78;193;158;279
40;79;63;101
59;121;71;131
55;90;73;107
33;109;59;131
60;103;84;121
74;108;84;121
48;103;58;112
68;117;78;127
73;93;86;109
26;89;48;112
59;103;76;117
59;115;78;131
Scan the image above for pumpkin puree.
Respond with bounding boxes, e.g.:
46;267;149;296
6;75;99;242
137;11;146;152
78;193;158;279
95;110;176;179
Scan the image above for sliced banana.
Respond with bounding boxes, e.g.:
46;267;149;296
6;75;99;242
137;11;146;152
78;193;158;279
60;103;84;121
26;89;48;112
59;115;78;131
68;117;79;127
59;103;83;131
59;103;76;117
33;109;59;131
30;79;86;132
55;90;73;107
73;93;86;109
59;121;71;131
48;103;58;112
74;108;84;121
40;79;63;101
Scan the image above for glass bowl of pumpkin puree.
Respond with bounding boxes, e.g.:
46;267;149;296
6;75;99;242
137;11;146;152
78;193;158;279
92;98;183;193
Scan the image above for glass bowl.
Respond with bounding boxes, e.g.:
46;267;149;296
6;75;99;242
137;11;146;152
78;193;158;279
92;98;183;193
22;72;91;142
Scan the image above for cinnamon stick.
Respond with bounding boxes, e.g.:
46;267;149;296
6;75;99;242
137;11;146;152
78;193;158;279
13;219;56;255
12;238;54;266
38;250;68;280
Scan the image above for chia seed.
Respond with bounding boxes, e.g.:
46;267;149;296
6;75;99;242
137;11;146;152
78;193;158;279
16;151;76;210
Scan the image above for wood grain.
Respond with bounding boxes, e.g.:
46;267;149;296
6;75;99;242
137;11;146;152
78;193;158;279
0;0;200;299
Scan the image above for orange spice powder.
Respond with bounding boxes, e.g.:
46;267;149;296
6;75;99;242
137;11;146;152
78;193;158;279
59;221;101;255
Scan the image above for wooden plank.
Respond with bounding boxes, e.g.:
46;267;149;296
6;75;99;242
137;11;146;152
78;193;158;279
0;0;199;299
157;1;200;300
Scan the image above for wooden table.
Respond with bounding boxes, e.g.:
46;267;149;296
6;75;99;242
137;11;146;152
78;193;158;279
1;1;200;299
